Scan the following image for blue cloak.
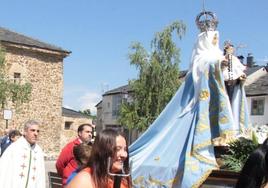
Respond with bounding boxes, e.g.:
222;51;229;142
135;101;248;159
129;61;249;188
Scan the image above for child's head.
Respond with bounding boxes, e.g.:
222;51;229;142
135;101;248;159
73;143;92;166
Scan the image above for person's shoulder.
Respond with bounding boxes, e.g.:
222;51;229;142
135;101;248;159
76;170;93;182
66;169;94;188
64;138;80;148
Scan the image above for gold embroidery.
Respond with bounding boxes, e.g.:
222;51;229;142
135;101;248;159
148;176;164;186
239;96;245;130
133;175;178;187
219;115;229;124
192;140;218;165
199;112;208;121
192;151;218;166
193;140;212;150
133;176;144;185
204;69;209;80
199;90;210;100
196;123;209;133
192;168;218;188
186;159;200;172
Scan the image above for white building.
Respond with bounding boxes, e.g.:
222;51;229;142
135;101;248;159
245;66;268;125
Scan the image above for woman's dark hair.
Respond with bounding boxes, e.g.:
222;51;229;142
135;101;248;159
236;138;268;188
87;129;131;188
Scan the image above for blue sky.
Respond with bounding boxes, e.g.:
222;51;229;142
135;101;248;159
1;0;268;114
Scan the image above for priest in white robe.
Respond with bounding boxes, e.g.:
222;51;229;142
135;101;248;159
0;120;46;188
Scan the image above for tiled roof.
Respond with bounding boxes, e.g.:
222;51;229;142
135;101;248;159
103;84;131;96
0;27;70;53
95;100;102;108
245;65;263;76
62;107;89;118
179;70;188;78
245;73;268;96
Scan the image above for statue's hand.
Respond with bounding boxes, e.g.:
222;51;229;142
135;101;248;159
239;74;247;80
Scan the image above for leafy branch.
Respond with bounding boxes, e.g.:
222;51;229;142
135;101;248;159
0;46;32;109
118;21;186;132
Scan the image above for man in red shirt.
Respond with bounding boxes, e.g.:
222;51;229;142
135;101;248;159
56;124;93;186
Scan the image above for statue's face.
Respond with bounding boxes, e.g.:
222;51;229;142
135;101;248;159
212;33;218;46
226;45;234;54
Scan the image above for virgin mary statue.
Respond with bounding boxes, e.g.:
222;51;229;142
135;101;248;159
129;11;250;188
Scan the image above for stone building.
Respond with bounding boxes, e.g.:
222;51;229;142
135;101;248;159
95;85;140;144
0;27;72;158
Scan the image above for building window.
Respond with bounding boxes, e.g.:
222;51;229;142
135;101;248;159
112;95;122;118
64;121;73;130
251;98;265;115
107;102;110;108
14;72;21;83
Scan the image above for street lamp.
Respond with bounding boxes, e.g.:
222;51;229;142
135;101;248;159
3;109;12;129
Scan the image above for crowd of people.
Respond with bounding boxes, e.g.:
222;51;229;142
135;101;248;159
0;121;132;188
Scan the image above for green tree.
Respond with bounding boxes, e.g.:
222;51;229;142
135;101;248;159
119;21;186;131
0;46;32;109
80;109;92;116
80;109;96;120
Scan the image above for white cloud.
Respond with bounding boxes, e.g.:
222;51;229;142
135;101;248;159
63;85;102;115
63;104;73;109
77;92;101;115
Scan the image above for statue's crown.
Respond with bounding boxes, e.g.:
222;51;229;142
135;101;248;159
196;11;218;32
224;40;233;49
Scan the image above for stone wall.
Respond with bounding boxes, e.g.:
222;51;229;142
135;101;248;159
0;44;65;158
